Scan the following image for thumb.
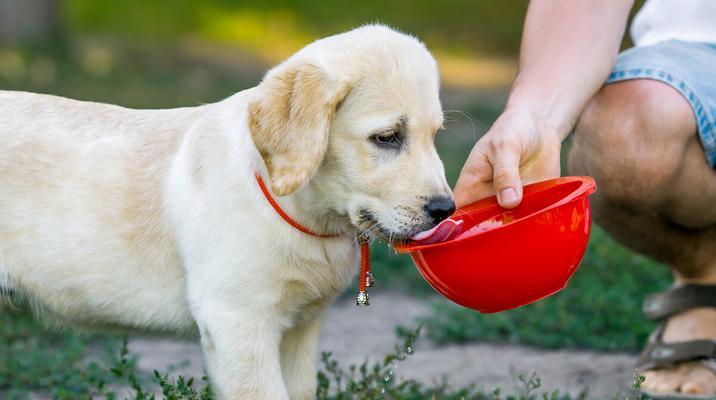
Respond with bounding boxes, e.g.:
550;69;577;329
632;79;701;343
489;141;523;208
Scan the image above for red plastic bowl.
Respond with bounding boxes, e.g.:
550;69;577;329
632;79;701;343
396;176;597;313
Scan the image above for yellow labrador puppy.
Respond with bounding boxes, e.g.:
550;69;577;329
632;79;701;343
0;25;452;399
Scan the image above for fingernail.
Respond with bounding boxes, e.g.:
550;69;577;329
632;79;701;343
499;188;517;205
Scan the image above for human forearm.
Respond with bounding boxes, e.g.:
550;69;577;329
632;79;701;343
507;0;634;140
455;0;635;208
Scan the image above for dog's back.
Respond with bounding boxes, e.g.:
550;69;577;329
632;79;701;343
0;91;202;334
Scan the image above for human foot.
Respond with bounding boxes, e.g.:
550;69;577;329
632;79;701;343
641;307;716;396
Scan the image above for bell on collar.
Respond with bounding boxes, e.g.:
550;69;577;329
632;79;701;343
356;291;370;306
366;271;375;288
357;231;371;244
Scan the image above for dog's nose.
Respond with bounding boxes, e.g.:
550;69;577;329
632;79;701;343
424;196;456;225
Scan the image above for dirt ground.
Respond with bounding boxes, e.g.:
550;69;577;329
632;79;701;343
129;292;638;399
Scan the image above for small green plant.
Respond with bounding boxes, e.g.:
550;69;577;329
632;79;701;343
90;338;213;400
105;337;151;399
154;372;212;400
627;369;646;400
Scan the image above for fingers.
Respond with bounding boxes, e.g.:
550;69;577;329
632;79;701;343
454;137;498;207
488;137;524;208
454;109;560;209
454;132;525;209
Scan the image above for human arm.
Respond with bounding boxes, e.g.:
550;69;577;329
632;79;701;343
454;0;634;208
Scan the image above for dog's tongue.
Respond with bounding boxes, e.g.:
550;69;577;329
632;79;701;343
411;218;463;245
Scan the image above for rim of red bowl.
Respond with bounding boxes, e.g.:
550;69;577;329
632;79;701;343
395;176;597;254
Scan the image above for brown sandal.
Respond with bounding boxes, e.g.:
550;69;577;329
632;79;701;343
638;284;716;399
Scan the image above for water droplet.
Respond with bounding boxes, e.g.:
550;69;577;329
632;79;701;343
384;374;390;382
381;387;386;394
406;346;413;354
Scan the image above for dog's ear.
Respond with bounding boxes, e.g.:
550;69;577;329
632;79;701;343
248;62;350;196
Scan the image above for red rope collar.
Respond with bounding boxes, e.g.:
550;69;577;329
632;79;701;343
255;172;373;306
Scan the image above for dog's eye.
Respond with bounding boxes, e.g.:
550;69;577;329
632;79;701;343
371;131;403;147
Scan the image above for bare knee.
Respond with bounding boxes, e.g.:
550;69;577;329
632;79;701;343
568;79;696;211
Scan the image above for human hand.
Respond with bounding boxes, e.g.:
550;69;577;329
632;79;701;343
454;108;562;208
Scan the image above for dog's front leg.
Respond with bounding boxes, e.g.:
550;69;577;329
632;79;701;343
280;315;323;400
189;296;289;400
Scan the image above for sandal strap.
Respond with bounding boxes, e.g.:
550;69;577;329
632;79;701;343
638;337;716;371
643;284;716;320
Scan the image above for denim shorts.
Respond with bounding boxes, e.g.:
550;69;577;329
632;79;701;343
606;40;716;168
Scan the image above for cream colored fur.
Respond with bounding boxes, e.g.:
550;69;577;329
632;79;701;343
0;25;449;399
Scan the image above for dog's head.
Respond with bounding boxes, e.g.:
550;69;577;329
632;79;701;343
249;25;451;243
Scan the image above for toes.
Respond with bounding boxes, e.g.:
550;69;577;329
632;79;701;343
641;367;685;393
641;370;661;390
644;363;716;395
681;364;716;394
655;374;683;393
681;381;709;395
643;369;681;392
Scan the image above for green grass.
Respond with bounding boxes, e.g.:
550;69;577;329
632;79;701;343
3;317;640;399
0;308;121;399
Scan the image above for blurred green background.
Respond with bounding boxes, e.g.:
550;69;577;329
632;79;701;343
1;0;527;108
1;0;668;397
